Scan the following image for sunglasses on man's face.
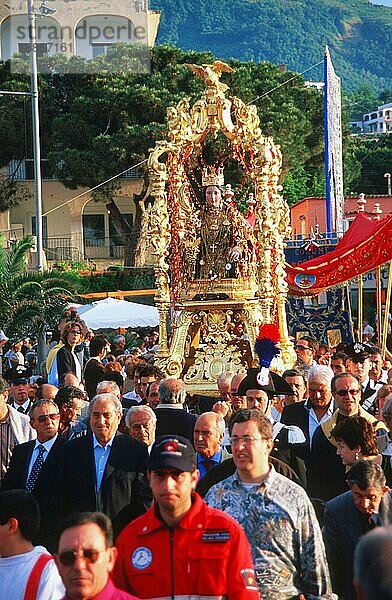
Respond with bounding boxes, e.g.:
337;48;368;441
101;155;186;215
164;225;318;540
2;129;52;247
57;548;103;566
34;413;60;423
295;344;310;351
335;389;360;397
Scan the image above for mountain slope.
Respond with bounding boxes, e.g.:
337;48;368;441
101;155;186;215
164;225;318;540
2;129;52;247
151;0;392;90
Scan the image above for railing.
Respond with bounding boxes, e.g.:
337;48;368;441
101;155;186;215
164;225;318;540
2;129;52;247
43;235;131;262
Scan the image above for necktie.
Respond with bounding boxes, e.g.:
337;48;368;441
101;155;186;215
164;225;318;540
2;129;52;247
368;515;377;530
26;445;45;493
17;406;25;413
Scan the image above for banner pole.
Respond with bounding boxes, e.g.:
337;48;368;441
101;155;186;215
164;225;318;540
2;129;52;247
382;262;392;358
358;275;363;343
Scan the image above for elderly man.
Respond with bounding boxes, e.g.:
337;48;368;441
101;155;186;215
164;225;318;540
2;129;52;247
55;512;139;600
324;461;392;600
0;376;36;483
57;393;151;537
37;383;59;401
113;435;259;599
217;371;234;403
1;399;65;550
281;368;307;406
155;378;197;442
205;410;335;600
126;405;156;451
354;526;392;600
309;372;387;501
345;343;384;414
0;490;64;599
112;334;127;358
193;411;230;479
281;365;335;464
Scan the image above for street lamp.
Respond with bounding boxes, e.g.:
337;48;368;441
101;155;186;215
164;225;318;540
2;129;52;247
384;173;391;196
27;0;44;271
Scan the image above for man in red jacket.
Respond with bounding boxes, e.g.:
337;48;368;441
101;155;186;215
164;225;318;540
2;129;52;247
113;434;259;600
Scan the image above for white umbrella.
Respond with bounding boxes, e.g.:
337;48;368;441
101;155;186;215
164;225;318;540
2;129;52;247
77;297;159;329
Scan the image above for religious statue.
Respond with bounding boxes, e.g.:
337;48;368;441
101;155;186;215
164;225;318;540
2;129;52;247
146;61;296;390
185;166;255;281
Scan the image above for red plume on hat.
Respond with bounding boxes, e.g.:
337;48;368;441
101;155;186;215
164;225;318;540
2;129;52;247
254;324;281;386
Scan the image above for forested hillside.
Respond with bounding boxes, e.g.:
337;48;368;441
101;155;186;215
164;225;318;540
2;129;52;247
151;0;392;91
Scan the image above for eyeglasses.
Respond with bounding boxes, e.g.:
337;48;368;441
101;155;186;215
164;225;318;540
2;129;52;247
335;389;360;397
295;344;310;351
230;435;265;446
58;548;104;566
34;413;60;423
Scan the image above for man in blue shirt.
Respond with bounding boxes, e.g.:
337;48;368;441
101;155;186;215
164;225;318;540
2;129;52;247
193;412;231;480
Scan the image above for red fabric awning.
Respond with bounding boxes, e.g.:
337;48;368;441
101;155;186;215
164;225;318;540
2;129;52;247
286;214;392;296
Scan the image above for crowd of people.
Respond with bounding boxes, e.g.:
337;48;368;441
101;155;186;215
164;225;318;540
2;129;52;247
1;317;392;600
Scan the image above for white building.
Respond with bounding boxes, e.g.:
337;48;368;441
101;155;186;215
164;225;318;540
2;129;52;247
0;0;160;63
362;103;392;134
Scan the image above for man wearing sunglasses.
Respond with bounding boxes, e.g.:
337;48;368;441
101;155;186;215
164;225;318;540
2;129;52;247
309;372;387;501
55;512;139;600
1;399;65;550
294;336;319;379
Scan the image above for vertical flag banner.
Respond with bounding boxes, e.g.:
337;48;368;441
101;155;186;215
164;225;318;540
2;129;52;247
324;46;344;237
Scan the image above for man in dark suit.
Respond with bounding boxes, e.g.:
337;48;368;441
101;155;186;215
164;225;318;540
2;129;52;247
281;364;335;464
324;460;392;600
57;393;151;538
309;372;387;501
1;398;65;550
155;378;197;443
193;411;231;480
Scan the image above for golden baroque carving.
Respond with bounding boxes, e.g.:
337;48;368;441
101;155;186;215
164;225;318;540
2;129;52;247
147;62;295;391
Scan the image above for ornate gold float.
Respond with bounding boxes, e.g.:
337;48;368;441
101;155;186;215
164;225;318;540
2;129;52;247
146;61;295;392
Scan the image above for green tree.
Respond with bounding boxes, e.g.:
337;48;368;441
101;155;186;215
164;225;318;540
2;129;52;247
0;45;324;263
0;235;76;340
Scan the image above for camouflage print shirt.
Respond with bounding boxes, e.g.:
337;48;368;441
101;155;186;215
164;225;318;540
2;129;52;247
204;466;336;600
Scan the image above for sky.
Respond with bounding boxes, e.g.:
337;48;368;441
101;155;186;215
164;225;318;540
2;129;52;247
370;0;392;6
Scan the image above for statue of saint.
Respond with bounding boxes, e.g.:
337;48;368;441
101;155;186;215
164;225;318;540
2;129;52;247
186;166;255;281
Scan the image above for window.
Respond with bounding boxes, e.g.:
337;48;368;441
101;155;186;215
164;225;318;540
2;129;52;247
83;215;105;246
91;44;112;58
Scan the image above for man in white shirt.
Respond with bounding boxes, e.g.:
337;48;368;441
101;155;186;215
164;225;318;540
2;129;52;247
0;489;64;599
